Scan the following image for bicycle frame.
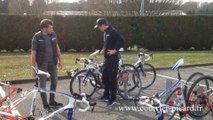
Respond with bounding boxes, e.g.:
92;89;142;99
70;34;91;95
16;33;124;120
136;59;191;120
0;68;91;120
134;53;151;76
0;82;77;120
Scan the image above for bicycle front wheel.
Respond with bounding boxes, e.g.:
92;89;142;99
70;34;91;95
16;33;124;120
137;63;156;89
69;69;97;98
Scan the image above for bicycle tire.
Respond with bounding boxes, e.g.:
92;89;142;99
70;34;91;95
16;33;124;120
69;69;97;98
186;75;212;118
164;87;182;120
117;65;142;100
184;72;204;100
137;63;156;89
120;64;141;92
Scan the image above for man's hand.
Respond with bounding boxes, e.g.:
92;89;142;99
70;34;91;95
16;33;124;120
107;49;117;56
32;70;36;77
58;61;63;69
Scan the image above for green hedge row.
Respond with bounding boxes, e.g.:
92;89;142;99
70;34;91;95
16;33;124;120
0;15;212;52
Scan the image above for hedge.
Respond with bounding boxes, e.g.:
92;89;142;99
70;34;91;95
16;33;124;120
0;15;212;52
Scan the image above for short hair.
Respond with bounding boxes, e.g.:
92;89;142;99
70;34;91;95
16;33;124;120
40;19;53;29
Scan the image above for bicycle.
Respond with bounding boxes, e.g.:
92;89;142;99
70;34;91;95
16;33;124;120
70;50;142;100
120;52;156;89
0;66;96;120
134;59;195;120
186;75;213;118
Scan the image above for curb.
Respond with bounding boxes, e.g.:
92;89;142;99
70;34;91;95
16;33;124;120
155;63;213;71
8;63;213;84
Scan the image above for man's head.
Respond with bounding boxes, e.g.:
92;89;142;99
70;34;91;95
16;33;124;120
40;18;53;34
94;18;109;32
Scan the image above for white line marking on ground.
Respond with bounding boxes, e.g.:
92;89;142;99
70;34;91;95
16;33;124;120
196;67;213;72
150;72;186;81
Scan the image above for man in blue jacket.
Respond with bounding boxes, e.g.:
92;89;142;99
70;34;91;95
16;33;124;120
94;18;124;106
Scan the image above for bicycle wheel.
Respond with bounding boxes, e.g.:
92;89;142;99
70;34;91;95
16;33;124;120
69;69;97;98
184;72;204;99
117;64;142;100
120;64;141;92
137;63;156;89
186;75;212;118
95;65;104;89
164;87;185;120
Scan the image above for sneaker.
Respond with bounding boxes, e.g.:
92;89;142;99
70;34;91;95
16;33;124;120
107;100;115;107
49;101;63;107
99;96;109;102
43;105;52;113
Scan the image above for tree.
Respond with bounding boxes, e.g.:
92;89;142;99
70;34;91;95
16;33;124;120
0;0;9;13
78;0;183;16
181;1;199;14
199;2;213;14
30;0;47;15
8;0;30;15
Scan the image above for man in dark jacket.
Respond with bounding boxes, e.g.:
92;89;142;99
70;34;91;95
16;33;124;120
94;18;124;106
31;19;63;111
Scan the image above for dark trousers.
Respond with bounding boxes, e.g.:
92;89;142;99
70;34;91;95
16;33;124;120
38;62;58;106
102;60;119;101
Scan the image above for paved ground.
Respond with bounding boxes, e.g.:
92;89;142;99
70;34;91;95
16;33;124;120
4;65;213;120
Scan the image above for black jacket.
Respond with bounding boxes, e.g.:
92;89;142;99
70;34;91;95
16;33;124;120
103;25;124;61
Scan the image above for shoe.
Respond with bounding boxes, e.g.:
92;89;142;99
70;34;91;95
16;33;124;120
107;100;115;107
99;96;109;102
49;101;63;107
43;105;52;113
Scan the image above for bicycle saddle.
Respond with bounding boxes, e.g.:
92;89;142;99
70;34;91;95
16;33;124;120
172;58;184;71
90;50;100;56
32;66;50;77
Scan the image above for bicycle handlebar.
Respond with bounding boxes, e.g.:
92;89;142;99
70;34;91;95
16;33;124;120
138;52;153;61
121;52;153;61
74;93;96;112
134;95;161;107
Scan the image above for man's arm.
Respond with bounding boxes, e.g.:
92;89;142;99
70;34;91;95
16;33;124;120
31;36;37;77
31;50;37;67
56;44;63;69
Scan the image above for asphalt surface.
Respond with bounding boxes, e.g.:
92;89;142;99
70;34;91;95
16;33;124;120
3;65;213;120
